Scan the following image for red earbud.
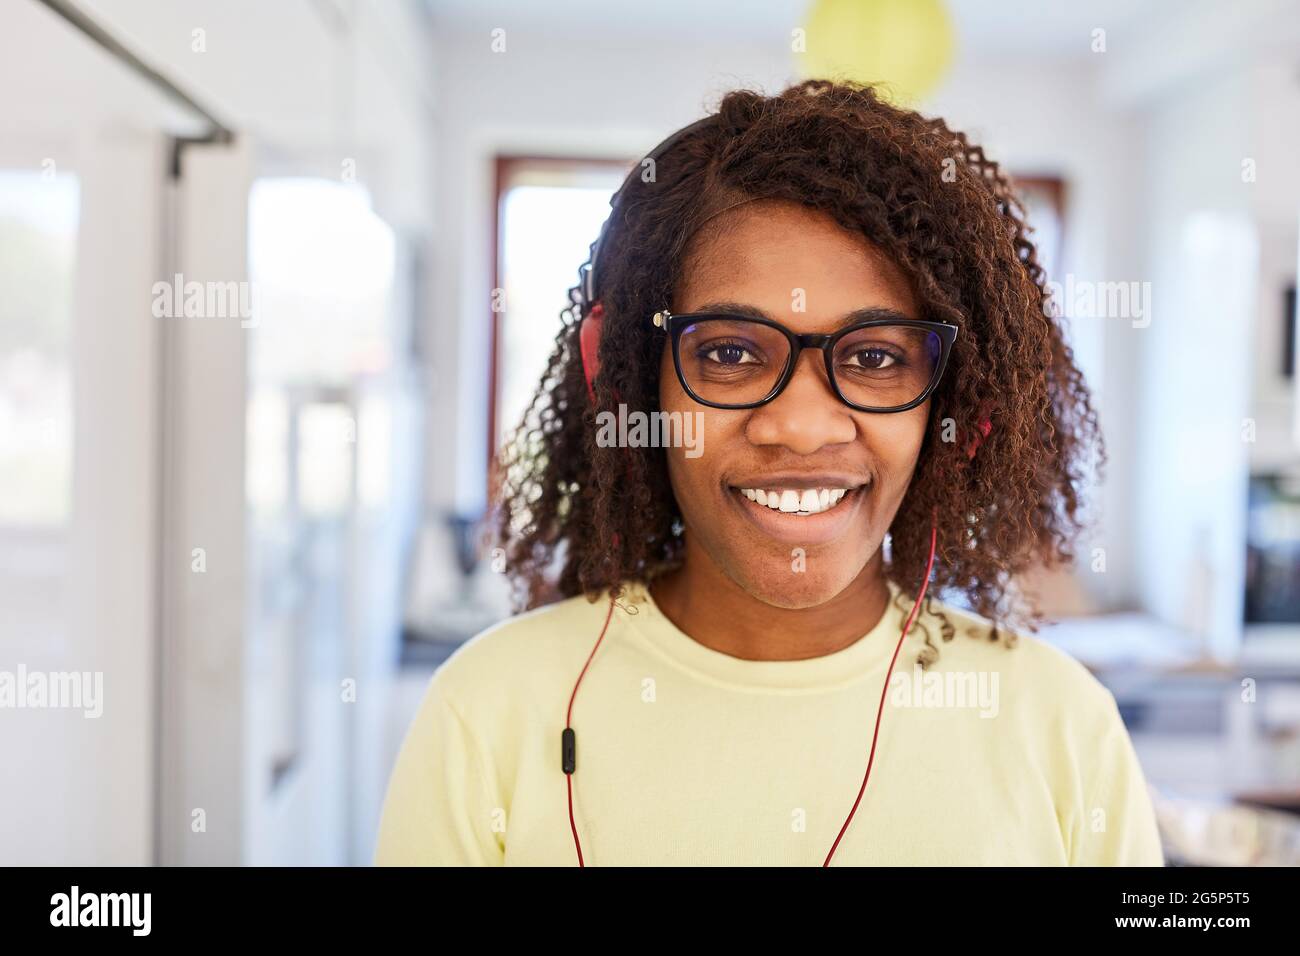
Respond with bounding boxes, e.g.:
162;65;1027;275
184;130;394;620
966;403;993;461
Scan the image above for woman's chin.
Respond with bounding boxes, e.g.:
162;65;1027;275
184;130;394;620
724;562;863;610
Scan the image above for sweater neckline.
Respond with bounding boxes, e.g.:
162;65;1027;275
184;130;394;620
616;578;912;692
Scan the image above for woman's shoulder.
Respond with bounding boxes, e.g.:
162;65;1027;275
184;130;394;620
428;589;622;714
915;591;1119;718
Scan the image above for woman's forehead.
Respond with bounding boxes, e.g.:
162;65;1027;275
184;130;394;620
675;201;917;317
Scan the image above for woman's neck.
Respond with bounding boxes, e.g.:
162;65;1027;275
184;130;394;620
648;544;891;662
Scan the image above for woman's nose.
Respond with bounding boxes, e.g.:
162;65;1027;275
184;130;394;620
743;350;856;454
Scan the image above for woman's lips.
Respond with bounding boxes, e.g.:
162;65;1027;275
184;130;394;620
725;483;867;546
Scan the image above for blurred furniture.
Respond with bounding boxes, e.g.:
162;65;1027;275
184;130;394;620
1155;790;1300;866
400;511;512;666
1245;472;1300;624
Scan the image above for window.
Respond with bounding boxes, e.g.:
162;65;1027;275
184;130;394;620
0;170;79;526
492;158;629;460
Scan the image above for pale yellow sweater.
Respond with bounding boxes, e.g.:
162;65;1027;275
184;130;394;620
375;579;1164;866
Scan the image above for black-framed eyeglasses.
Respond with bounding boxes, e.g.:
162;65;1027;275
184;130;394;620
651;309;959;413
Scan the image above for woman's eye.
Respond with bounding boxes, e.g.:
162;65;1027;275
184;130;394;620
845;348;897;370
703;343;758;365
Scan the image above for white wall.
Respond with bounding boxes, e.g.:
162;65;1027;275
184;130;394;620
1244;59;1300;470
75;0;437;233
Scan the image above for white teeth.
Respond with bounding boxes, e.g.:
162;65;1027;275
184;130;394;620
736;486;854;515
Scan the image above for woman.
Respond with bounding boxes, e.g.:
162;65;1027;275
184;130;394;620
376;80;1163;866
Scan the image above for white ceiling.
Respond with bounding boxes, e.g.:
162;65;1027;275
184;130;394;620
424;0;1192;58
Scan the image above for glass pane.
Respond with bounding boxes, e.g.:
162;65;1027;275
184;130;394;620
247;178;396;385
498;173;625;444
0;170;78;526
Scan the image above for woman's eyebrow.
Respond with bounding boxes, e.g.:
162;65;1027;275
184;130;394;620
690;301;914;326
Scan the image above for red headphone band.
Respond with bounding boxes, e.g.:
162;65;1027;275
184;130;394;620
578;303;605;403
576;116;718;404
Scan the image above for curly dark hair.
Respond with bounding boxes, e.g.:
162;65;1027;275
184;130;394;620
492;79;1102;639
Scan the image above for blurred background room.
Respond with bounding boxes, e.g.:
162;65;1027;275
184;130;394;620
2;0;1299;865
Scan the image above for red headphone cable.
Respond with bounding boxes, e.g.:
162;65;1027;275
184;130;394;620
563;596;615;867
822;517;937;865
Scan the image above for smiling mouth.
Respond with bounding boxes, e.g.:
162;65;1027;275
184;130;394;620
731;485;861;516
